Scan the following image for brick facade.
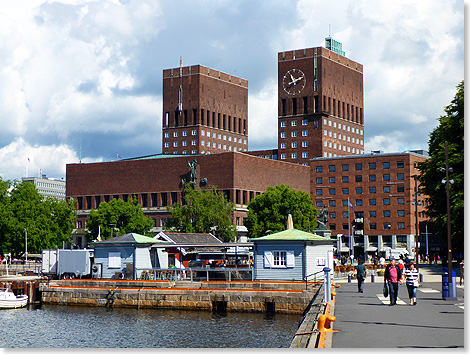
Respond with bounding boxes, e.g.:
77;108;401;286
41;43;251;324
162;65;248;155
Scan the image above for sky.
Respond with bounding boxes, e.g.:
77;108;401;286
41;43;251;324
0;0;464;181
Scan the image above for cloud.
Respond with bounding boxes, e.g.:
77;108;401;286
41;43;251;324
0;0;464;182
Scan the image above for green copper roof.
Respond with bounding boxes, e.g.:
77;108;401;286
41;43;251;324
250;228;334;242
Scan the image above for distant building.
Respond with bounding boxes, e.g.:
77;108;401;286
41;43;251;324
22;175;66;200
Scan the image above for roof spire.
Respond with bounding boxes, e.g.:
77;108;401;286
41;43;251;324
287;214;294;230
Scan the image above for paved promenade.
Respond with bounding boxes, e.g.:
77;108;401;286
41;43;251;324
331;263;464;348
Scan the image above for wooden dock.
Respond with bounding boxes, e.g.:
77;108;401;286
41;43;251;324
0;275;43;305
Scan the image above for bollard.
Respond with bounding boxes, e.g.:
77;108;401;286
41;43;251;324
371;273;375;283
419;273;423;282
348;274;351;283
323;267;331;303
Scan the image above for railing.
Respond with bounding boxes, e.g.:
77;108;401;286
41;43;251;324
0;262;42;276
135;267;254;282
304;270;325;290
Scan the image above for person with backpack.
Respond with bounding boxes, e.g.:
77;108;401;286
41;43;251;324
355;259;367;293
384;257;403;306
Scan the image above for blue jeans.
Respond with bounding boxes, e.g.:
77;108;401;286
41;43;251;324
387;281;399;305
406;284;417;299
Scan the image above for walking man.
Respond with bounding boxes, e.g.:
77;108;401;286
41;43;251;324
355;259;367;293
384;257;403;306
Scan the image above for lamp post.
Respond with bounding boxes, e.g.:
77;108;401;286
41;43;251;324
444;141;453;295
412;176;420;271
24;228;28;263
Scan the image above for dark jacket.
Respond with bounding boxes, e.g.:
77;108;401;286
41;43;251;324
384;263;402;283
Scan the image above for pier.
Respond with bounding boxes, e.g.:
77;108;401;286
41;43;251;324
0;275;43;305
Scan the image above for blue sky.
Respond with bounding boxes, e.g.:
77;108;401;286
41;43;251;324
0;0;464;181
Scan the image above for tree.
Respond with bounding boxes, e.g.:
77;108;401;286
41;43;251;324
418;81;464;256
0;179;76;257
85;197;154;242
165;184;237;242
244;184;318;238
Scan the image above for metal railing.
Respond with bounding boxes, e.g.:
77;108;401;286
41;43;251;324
0;262;42;276
135;267;254;282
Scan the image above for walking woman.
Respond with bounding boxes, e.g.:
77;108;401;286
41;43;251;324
405;262;419;305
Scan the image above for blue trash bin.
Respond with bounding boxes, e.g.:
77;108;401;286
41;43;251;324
442;268;457;298
442;273;449;299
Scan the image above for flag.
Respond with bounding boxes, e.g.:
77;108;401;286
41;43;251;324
117;154;121;159
347;197;353;208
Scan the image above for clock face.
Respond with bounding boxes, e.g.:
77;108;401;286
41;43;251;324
282;69;306;95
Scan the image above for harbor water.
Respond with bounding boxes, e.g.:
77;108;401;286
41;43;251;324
0;304;300;348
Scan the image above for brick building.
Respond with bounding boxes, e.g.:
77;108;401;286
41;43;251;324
162;62;248;155
67;152;309;238
250;39;364;164
310;151;429;259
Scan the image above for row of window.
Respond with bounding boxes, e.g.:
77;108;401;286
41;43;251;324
280;130;308;138
316;175;405;184
280;152;308;160
281;141;309;149
323;119;364;135
324;131;363;144
329;222;406;231
314;197;427;209
200;141;247;152
315;161;405;172
324;141;364;154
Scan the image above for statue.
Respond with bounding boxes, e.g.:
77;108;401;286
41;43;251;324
188;158;197;184
317;204;328;230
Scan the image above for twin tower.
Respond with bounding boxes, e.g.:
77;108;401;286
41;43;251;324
162;38;364;165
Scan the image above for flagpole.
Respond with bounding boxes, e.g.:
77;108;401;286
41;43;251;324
348;197;351;261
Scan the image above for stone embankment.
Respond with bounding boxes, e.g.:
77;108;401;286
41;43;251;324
40;279;321;315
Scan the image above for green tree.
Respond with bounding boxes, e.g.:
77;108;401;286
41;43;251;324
85;197;153;242
418;81;464;256
165;184;237;242
244;184;318;238
0;179;76;257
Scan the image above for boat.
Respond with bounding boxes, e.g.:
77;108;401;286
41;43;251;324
0;288;28;309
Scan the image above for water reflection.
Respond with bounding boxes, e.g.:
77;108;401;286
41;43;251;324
1;304;300;348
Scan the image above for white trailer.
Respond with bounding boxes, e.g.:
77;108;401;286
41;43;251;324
57;249;94;279
41;249;59;275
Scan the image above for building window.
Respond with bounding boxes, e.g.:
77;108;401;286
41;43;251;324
292;153;297;159
316;189;323;196
384;222;391;230
330;212;336;219
397;161;404;168
355;163;362;170
397;198;405;205
281;132;286;138
302;119;308;125
302;141;308;147
164;132;170;138
182;131;188;137
342;164;349;171
316;177;322;184
173;132;178;137
370;223;377;230
356;187;362;194
291;120;297;127
384;210;391;217
342;200;349;206
302;152;308;158
329;188;336;195
281;121;286;127
369;174;376;182
281;154;286;160
342;223;349;230
281;143;286;149
397;185;405;193
383;174;390;181
329;177;336;183
398;210;405;217
291;142;297;148
383;186;390;193
342;176;349;183
383;198;390;205
164;142;169;148
316;200;323;207
302;130;308;136
329;223;336;230
272;251;288;267
370;211;376;218
291;131;297;137
329;165;336;172
397;173;404;180
369;186;376;194
342;211;349;218
356;199;363;206
356;175;362;182
383;162;390;169
342;188;349;195
316;166;323;173
369;199;377;206
329;200;336;207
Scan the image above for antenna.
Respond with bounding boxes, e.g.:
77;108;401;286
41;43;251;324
79;121;82;163
178;56;183;113
329;24;331;37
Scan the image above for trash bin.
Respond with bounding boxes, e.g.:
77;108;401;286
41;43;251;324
442;268;457;298
442;273;449;299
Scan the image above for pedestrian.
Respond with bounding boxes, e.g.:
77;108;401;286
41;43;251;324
379;256;385;266
384;257;403;306
460;260;464;286
355;259;367;293
405;262;419;305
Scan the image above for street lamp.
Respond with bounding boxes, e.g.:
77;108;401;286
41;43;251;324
441;141;454;296
24;228;28;263
412;176;421;271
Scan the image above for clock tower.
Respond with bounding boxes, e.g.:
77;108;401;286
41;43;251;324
277;38;364;165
